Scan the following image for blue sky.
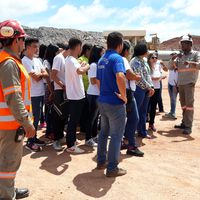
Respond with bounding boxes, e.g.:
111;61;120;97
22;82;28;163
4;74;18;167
0;0;199;42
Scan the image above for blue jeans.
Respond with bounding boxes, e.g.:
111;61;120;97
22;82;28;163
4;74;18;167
134;86;150;137
124;92;139;147
168;83;178;115
28;96;44;143
31;96;44;131
97;102;126;172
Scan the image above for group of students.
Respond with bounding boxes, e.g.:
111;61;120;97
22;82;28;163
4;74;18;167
1;19;200;200
19;33;180;156
19;37;106;153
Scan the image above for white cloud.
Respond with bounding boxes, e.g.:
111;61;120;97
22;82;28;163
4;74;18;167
47;0;199;41
144;20;193;42
2;0;198;42
170;0;200;17
171;0;187;9
49;0;116;27
0;0;48;20
182;0;200;17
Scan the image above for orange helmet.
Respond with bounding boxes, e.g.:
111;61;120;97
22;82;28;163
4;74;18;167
0;19;27;39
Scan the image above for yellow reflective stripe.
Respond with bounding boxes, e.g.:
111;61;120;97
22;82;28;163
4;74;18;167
3;86;21;96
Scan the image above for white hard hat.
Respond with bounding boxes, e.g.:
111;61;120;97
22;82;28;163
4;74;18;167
180;34;193;43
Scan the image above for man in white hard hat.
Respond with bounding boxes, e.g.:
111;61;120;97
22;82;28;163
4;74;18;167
171;34;200;134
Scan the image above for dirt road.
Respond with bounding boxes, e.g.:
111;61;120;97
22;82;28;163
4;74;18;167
16;77;200;200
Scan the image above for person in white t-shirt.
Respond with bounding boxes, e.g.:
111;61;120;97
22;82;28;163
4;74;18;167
65;38;90;154
22;38;49;152
42;44;59;141
120;41;144;157
38;44;47;129
163;53;178;119
51;44;70;151
147;53;167;132
85;45;105;147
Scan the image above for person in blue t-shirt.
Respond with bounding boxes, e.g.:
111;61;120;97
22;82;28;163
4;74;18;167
96;32;127;177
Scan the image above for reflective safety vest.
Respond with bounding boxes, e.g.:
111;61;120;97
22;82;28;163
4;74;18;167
0;50;32;130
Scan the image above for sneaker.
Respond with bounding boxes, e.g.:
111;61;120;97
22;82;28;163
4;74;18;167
182;129;192;135
149;124;156;132
96;162;107;170
138;133;151;139
15;188;29;199
126;147;144;157
45;133;55;141
53;141;63;151
93;136;98;143
106;168;127;177
85;138;98;147
25;143;41;152
120;142;128;150
163;113;177;119
34;138;46;146
75;139;82;145
174;123;186;129
59;137;66;144
66;145;85;154
40;122;46;128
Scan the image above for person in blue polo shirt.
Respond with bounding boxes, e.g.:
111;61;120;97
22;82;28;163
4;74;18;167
96;32;127;177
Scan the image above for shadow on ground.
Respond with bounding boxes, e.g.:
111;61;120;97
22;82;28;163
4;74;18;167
73;169;115;198
23;144;71;175
157;129;195;142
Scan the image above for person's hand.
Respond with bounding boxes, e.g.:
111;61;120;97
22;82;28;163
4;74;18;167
24;125;36;138
184;61;197;68
134;74;141;81
152;77;160;81
115;92;127;104
161;75;167;79
61;84;65;90
48;92;54;102
148;88;155;97
184;61;190;65
171;54;178;60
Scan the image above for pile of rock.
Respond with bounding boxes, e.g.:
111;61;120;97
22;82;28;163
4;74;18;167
23;26;106;46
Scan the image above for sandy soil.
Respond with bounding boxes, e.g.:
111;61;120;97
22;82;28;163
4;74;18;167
16;76;200;200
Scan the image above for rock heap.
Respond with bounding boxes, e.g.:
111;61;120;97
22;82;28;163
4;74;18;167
23;26;106;46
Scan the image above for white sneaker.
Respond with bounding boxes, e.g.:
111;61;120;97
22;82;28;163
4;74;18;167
85;138;98;147
66;145;85;154
93;136;98;143
53;141;63;151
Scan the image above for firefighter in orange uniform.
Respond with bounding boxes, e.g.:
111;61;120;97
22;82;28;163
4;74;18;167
0;20;35;199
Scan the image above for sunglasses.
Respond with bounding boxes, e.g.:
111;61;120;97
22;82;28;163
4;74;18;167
151;56;157;59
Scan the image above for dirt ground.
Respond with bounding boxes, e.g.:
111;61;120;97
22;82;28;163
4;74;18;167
16;76;200;200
